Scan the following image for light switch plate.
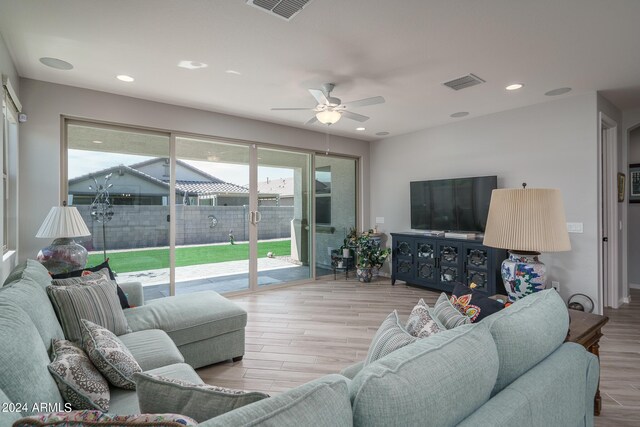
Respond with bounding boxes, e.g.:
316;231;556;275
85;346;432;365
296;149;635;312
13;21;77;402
376;217;385;224
566;222;584;233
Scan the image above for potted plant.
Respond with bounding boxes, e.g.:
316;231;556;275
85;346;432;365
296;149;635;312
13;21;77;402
355;230;391;283
340;227;358;258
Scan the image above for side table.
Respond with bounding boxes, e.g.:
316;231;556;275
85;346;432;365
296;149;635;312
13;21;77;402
566;309;609;416
333;255;353;280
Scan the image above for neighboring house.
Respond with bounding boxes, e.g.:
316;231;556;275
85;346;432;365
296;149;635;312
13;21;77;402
68;158;276;206
256;177;294;206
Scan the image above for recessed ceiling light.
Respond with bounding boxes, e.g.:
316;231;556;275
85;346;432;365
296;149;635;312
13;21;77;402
450;112;469;118
506;83;524;91
39;57;73;70
225;70;242;75
356;127;366;131
92;140;103;144
116;74;135;82
375;131;390;136
178;60;208;70
545;87;572;96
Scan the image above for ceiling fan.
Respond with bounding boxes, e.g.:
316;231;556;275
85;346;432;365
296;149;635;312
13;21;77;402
271;83;385;125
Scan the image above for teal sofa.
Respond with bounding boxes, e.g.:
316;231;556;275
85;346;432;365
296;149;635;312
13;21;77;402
0;260;247;424
0;260;598;427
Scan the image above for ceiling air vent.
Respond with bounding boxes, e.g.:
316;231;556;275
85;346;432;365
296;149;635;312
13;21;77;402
443;74;485;91
247;0;313;21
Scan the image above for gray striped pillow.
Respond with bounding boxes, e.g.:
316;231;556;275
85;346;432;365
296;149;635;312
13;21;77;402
432;292;472;329
47;279;131;343
365;311;418;365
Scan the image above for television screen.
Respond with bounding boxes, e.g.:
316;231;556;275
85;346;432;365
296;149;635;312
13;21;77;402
410;176;497;232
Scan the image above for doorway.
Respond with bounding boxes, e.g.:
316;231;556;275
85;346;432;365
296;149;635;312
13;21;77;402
599;112;620;311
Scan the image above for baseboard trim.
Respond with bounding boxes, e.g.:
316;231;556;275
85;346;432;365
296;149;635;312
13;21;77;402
629;283;640;290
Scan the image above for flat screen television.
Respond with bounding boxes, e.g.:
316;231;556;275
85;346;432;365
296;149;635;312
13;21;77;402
410;176;497;232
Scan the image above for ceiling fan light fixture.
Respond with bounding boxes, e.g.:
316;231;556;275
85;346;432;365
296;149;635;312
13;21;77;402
316;110;341;124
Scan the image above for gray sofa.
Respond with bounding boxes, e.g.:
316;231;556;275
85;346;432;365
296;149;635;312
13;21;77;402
1;260;598;427
0;259;247;424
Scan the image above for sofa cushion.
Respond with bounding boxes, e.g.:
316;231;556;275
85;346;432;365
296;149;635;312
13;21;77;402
48;339;110;412
81;320;142;390
13;410;198;426
51;259;130;309
47;279;131;343
199;374;353;427
125;291;247;346
0;303;64;415
0;387;22;425
405;298;442;338
432;292;472;329
482;289;569;395
365;311;417;365
108;363;204;415
3;259;51;288
135;373;269;422
0;276;65;352
349;323;499;427
118;329;184;371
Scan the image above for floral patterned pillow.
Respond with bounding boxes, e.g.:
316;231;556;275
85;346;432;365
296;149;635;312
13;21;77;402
81;320;141;390
13;410;198;426
451;283;505;323
405;299;442;338
48;339;110;411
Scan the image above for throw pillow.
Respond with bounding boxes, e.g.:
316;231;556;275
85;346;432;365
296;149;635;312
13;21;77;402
364;311;418;365
135;373;269;422
81;320;141;390
51;259;130;309
451;283;505;322
51;268;111;287
13;410;197;426
48;339;110;412
405;299;442;338
47;278;131;343
432;292;472;329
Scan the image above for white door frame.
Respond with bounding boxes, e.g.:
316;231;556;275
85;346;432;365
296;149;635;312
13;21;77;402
597;112;619;312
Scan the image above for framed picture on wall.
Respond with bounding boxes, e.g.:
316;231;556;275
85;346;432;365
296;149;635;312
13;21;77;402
618;173;626;203
629;164;640;203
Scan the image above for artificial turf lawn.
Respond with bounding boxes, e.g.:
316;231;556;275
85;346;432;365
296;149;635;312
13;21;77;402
87;239;291;273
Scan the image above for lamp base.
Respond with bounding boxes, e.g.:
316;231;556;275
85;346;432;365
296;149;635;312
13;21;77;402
37;238;88;274
501;251;547;302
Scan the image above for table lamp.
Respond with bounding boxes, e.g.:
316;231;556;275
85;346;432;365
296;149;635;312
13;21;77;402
36;201;91;274
483;185;571;302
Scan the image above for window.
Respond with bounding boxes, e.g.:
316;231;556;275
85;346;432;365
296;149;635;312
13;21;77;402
1;80;19;255
315;166;331;225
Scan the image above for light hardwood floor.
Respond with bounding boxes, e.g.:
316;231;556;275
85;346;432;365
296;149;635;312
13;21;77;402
197;279;640;424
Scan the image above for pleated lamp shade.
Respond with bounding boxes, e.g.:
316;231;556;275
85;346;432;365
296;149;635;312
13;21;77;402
36;205;91;239
483;188;571;253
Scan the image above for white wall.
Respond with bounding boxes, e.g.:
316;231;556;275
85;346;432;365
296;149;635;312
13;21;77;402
370;93;602;309
18;78;370;263
0;33;19;283
624;107;640;292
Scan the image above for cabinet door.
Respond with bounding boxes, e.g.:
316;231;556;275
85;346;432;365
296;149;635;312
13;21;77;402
464;244;491;294
393;237;414;281
414;239;437;286
437;242;464;291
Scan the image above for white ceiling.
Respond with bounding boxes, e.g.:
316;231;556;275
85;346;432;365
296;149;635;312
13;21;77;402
1;0;640;141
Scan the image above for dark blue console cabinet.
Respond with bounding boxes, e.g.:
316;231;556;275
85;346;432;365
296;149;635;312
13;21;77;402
391;232;506;295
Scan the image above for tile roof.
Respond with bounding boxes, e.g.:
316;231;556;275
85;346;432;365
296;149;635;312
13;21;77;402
175;180;248;195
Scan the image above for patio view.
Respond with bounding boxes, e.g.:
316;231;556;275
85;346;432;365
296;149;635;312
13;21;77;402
66;123;319;300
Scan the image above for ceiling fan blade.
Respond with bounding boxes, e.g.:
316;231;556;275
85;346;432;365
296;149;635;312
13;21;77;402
271;107;315;111
342;96;385;109
341;110;369;122
305;116;318;125
309;89;329;105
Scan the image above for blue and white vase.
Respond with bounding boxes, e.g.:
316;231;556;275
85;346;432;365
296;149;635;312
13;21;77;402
501;251;546;302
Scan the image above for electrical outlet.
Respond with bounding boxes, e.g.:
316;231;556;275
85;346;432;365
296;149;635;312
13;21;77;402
551;281;560;292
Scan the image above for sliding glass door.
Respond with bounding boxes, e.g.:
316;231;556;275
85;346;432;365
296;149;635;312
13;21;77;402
256;147;311;287
174;137;251;294
66;122;171;299
314;154;357;277
66;120;339;297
